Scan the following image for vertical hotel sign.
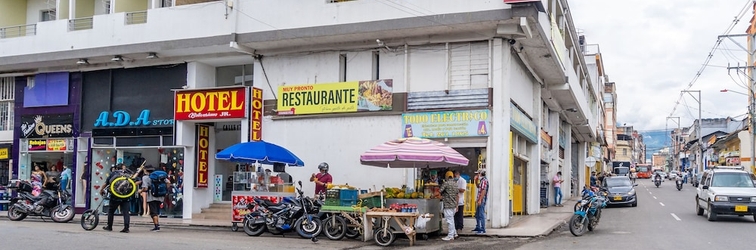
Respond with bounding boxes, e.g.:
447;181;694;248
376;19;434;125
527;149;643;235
250;88;263;141
195;125;210;188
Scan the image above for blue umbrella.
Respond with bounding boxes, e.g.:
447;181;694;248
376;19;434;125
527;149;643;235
215;140;305;166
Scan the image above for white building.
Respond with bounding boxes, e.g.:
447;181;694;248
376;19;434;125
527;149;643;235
0;0;604;228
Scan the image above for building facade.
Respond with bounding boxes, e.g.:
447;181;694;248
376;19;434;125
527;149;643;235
0;0;608;228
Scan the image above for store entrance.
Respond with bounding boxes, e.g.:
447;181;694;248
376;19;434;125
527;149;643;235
215;122;242;202
417;147;485;217
22;152;73;192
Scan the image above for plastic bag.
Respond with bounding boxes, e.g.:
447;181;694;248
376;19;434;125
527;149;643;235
415;213;431;229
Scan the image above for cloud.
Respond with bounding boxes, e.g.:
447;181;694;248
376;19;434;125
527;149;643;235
570;0;752;132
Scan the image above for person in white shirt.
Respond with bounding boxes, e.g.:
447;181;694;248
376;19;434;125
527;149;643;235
453;170;467;236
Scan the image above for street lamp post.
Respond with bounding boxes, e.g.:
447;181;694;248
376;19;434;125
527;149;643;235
682;90;702;173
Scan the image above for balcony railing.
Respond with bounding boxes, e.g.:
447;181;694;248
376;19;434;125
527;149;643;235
125;11;148;25
68;17;94;31
327;0;356;3
0;24;37;39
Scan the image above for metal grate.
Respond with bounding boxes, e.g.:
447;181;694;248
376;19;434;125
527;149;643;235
0;77;15;101
125;11;148;25
0;24;37;39
68;17;94;31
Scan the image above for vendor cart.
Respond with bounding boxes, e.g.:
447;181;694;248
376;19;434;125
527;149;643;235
215;140;305;232
384;198;441;238
364;211;433;247
318;205;368;240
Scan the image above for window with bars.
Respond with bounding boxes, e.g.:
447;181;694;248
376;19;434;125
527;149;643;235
0;77;14;131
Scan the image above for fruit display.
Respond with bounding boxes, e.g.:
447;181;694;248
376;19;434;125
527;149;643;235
327;183;357;190
383;187;436;199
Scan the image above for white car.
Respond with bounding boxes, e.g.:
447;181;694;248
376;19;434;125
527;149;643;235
653;172;666;181
668;172;678;180
695;166;756;222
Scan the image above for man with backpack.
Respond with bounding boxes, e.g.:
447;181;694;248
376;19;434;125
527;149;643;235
140;165;170;232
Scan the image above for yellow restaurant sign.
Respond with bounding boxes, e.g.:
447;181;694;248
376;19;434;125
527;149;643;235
277;80;393;115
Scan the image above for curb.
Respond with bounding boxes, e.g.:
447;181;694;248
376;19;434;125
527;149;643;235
0;213;237;232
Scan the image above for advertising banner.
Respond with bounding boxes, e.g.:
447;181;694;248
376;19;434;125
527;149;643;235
46;139;67;151
20;114;74;138
0;147;7;160
232;194;281;222
277;79;393;115
28;140;47;151
401;110;490;138
195;125;210;188
175;87;247;121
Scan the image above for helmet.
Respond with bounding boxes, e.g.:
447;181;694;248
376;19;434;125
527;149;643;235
318;162;329;172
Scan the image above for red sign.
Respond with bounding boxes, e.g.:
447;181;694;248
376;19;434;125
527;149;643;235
250;87;263;141
232;195;281;222
195;125;210;188
175;87;247;121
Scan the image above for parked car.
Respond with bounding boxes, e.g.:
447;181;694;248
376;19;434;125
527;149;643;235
603;176;638;207
668;172;678;180
695;166;756;222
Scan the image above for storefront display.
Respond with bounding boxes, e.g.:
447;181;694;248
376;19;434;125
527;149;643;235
17;114;75;182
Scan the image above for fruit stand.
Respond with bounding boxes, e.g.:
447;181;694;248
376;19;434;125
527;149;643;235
382;187;441;237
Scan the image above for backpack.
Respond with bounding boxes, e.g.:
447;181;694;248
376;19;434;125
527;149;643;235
149;170;169;197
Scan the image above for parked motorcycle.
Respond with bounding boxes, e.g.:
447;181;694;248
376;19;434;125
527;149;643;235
7;180;75;223
569;187;606;237
675;177;683;191
243;181;323;239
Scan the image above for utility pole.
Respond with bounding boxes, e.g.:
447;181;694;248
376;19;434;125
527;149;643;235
682;90;702;173
722;33;755;173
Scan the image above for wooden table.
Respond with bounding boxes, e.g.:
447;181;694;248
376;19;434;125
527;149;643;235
365;211;432;247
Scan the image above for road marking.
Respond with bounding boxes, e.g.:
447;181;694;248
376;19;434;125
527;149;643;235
659;202;665;206
649;192;652;195
671;213;681;221
653;196;657;199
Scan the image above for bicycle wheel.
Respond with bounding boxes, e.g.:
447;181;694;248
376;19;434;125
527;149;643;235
109;176;137;199
80;209;99;231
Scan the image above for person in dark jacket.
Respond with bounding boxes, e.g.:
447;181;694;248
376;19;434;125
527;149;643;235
100;163;132;233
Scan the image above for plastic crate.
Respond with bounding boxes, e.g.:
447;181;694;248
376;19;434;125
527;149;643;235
360;196;383;208
340;199;358;207
326;189;340;200
325;198;340;207
340;189;358;201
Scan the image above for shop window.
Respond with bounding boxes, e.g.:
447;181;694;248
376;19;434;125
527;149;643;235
89;147;185;217
24;72;69;107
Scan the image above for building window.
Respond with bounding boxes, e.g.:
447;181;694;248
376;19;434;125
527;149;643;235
450;41;489;90
339;53;347;82
372;51;380;80
41;9;56;22
623;148;627;156
0;77;14;131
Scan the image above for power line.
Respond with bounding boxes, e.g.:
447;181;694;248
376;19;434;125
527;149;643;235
668;0;752;117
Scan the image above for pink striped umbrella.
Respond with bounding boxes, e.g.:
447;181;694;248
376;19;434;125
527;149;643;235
360;137;470;168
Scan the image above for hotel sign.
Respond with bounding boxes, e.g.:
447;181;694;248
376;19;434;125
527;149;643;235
175;87;247;121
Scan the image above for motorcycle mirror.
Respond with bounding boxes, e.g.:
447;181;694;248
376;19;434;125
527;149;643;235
298;180;303;186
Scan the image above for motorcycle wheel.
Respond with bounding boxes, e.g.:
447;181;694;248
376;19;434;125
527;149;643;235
568;214;587;237
51;205;75;223
323;215;347;240
243;218;265;236
7;204;27;221
295;216;323;239
374;228;396;247
80;210;99;231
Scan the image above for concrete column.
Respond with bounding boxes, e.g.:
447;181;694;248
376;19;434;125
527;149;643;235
577;142;587;191
489;38;513;228
563;123;573;198
528;78;542;214
548;111;560;204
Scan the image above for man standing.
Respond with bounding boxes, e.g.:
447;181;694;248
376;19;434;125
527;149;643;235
453;170;466;236
100;163;131;233
472;169;488;234
441;171;458;241
141;165;170;232
310;162;333;196
552;171;564;207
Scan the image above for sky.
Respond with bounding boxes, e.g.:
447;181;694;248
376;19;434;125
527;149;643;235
569;0;754;133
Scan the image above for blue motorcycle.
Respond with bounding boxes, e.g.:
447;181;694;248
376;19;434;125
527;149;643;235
569;188;607;236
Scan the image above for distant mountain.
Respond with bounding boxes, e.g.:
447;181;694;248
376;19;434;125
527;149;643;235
643;131;671;159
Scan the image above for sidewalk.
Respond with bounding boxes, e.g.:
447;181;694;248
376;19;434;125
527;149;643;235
457;197;576;238
1;198;577;237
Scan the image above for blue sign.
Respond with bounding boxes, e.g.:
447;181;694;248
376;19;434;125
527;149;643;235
510;103;537;143
93;110;174;127
402;110;490;138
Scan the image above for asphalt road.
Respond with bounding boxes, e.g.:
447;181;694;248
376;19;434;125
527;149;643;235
516;178;756;250
0;217;530;250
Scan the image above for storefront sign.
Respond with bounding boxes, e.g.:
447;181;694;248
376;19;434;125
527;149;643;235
0;148;8;160
46;139;67;151
195;125;210;188
175;87;247;121
250;87;263;141
20;114;74;138
510;103;537;143
401;110;490;138
93;109;174;127
277;79;393;115
28;140;47;151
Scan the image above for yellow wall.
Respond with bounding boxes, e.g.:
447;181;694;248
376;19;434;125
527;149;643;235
59;0;69;20
114;0;148;13
0;0;28;27
75;0;94;18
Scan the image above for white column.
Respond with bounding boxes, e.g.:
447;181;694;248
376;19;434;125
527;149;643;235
548;111;560;203
563;124;573;198
578;142;587;191
69;0;76;18
490;38;513;228
177;121;195;219
528;79;542;214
